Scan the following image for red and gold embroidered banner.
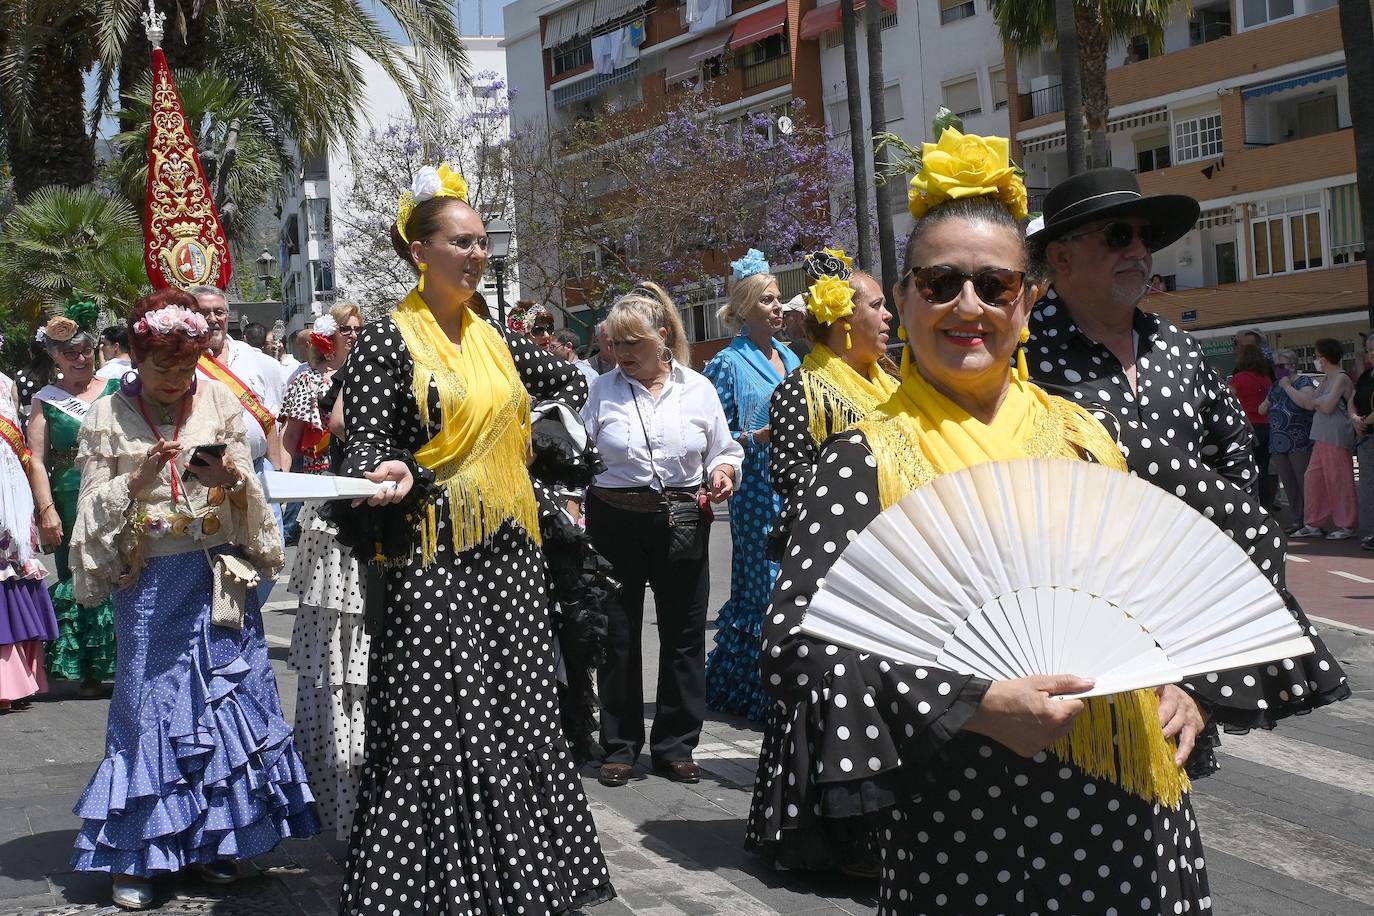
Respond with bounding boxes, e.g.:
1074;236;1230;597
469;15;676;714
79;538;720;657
143;46;232;291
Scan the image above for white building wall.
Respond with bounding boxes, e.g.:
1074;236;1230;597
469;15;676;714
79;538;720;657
277;38;519;332
817;0;1010;247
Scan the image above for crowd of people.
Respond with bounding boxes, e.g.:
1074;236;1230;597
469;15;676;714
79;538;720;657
1226;328;1374;549
0;124;1359;916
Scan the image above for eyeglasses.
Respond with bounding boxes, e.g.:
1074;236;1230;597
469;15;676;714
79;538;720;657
339;325;362;336
1061;221;1167;251
530;325;554;336
59;346;95;359
904;265;1027;307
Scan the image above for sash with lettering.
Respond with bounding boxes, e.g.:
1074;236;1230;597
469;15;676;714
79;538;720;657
197;355;275;435
0;414;28;468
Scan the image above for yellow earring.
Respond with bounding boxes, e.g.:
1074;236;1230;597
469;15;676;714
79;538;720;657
1016;325;1031;381
418;262;428;293
843;321;852;351
897;325;907;341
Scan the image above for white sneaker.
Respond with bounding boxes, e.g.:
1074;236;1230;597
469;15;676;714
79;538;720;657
1291;526;1325;537
1326;528;1356;540
111;877;155;910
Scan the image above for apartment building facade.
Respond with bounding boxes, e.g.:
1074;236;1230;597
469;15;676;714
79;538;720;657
1007;0;1368;372
275;37;519;333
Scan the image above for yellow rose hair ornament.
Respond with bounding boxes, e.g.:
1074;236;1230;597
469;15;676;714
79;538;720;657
802;250;857;349
396;162;470;247
875;109;1029;223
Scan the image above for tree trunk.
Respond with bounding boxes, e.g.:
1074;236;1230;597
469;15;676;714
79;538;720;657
1054;0;1088;175
865;0;899;291
1074;0;1111;168
840;0;874;269
1338;0;1374;326
2;24;96;199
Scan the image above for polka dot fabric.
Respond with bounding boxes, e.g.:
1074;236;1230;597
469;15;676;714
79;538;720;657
287;502;369;840
703;348;786;722
746;371;882;871
1029;294;1350;754
760;432;1213;914
335;316;613;914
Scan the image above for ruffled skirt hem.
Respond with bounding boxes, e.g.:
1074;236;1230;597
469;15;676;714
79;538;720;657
0;640;47;702
706;600;769;721
46;577;116;682
0;576;59;645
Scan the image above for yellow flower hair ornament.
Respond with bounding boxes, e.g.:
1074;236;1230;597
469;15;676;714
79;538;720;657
808;276;857;326
396;162;470;244
908;127;1029;222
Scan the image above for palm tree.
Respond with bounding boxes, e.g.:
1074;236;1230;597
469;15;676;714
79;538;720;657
1055;0;1088;174
0;184;149;317
993;0;1183;171
0;0;468;199
865;0;898;288
840;0;874;269
1337;0;1374;326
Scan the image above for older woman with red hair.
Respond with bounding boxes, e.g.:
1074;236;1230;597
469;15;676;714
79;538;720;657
68;289;318;910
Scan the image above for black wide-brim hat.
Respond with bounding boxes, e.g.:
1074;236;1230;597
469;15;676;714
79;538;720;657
1028;167;1200;252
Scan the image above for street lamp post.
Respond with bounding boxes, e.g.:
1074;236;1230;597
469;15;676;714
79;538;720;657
486;217;513;328
256;249;277;294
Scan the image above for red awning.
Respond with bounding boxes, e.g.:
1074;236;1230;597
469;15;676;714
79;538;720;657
798;0;896;41
730;3;788;50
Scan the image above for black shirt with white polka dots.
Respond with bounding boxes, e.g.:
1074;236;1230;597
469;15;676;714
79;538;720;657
1029;291;1350;747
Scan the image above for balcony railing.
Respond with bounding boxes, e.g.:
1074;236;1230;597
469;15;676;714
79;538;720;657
1021;83;1064;119
743;54;790;89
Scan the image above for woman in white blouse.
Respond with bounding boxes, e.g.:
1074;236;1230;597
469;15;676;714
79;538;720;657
583;281;743;789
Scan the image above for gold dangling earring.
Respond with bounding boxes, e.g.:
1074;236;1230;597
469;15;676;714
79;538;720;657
843;321;852;351
897;325;907;341
1016;325;1031;382
418;262;428;293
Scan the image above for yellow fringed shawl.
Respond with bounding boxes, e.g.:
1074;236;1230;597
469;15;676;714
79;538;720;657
391;290;539;566
857;364;1190;810
799;344;899;447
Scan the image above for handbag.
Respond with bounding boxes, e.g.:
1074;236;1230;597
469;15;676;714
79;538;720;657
628;379;709;562
209;553;261;630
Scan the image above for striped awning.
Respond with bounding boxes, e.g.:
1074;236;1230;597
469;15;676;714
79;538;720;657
553;61;641;107
1020;106;1167;153
544;1;597;48
730;3;787;50
798;0;895;40
1242;66;1345;100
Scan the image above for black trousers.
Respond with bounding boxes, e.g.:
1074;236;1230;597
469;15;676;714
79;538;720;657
585;491;711;765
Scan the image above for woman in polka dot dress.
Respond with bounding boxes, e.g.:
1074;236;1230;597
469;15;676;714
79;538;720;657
746;256;896;874
703;256;800;722
765;138;1220;915
283;304;370;841
333;168;614;914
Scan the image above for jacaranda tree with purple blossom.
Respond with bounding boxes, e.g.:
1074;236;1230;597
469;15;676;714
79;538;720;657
332;71;514;312
507;89;858;336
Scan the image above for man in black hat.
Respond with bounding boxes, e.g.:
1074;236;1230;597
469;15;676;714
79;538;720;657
1025;168;1350;760
1026;167;1257;495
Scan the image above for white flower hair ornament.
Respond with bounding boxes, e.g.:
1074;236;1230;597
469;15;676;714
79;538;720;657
312;314;338;337
395;162;470;245
135;306;209;337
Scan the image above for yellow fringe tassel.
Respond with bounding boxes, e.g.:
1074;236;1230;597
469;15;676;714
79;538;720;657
1051;690;1190;810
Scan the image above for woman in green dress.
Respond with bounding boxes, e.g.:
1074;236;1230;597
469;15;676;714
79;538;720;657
24;304;118;697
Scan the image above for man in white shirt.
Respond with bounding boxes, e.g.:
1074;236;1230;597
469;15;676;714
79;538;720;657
95;326;132;380
550;328;600;385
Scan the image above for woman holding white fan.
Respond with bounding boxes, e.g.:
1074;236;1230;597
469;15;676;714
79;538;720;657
761;126;1348;916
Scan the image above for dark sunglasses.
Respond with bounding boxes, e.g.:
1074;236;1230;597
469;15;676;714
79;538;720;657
530;324;555;335
905;265;1027;307
1062;221;1167;251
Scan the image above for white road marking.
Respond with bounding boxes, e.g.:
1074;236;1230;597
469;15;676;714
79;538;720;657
1308;615;1374;638
1192;792;1374;907
1330;570;1374;584
1285;554;1310;563
1217;728;1374;799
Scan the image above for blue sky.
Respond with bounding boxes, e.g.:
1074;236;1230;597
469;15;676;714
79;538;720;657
374;0;513;38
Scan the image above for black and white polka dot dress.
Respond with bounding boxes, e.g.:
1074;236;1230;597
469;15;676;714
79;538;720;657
762;431;1213;914
287;500;369;840
1029;294;1350;755
745;371;881;872
335;317;614;915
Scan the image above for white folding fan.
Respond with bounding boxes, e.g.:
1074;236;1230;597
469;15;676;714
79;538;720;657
801;458;1314;699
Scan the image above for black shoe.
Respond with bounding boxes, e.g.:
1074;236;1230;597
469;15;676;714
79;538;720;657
598;763;632;787
1361;535;1374;551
